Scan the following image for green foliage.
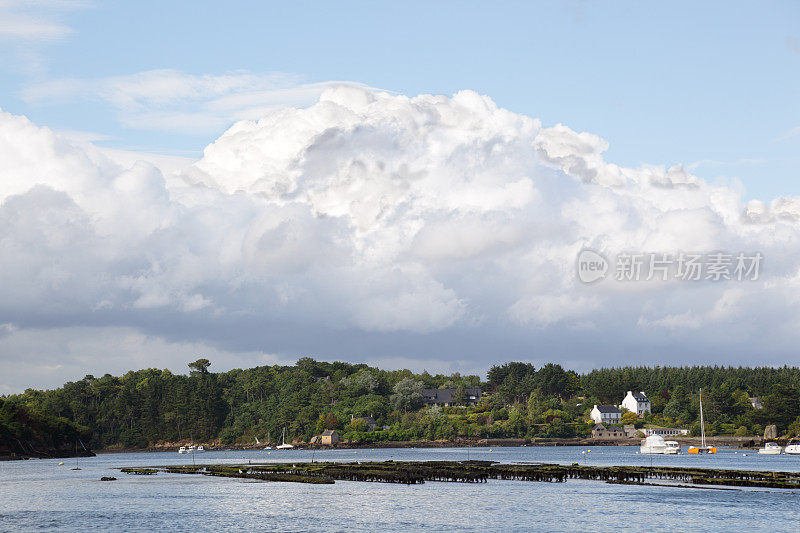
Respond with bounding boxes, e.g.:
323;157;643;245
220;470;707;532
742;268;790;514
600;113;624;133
188;359;211;374
390;378;424;412
0;398;89;455
7;360;800;448
219;427;238;445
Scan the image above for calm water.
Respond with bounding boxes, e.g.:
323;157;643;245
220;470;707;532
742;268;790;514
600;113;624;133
2;446;799;532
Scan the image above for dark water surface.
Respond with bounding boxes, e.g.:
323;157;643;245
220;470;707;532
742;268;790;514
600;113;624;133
2;446;799;532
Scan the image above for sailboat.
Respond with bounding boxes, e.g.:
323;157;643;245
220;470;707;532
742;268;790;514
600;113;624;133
275;427;294;449
71;440;81;470
256;435;271;450
687;389;717;454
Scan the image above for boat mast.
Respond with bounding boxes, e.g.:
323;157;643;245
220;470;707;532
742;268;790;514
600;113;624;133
699;388;706;448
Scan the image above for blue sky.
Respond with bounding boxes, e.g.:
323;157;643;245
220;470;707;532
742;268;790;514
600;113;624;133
2;1;799;200
4;1;800;391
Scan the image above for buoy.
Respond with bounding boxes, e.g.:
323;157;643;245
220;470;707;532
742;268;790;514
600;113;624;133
267;451;271;454
489;449;492;452
58;462;64;465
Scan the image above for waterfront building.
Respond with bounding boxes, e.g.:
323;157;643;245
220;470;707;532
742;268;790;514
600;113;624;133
421;388;482;406
351;415;378;431
591;424;626;439
320;429;340;445
590;405;622;424
621;391;651;416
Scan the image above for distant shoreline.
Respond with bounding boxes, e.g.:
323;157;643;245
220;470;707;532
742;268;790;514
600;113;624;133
93;435;768;455
0;450;95;462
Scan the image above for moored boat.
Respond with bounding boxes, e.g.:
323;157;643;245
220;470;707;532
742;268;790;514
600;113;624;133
687;389;717;454
640;435;678;454
758;442;782;455
275;427;294;450
785;437;800;455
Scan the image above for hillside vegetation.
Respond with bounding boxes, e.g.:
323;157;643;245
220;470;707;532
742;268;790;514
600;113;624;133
4;359;800;449
0;397;91;458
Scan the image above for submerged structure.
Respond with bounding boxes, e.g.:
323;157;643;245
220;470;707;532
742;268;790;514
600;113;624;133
121;461;800;490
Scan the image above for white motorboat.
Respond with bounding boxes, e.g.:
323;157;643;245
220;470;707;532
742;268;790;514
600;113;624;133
275;427;294;450
758;442;782;455
178;446;188;454
640;435;678;454
784;437;800;455
196;445;205;453
664;441;681;454
187;445;197;453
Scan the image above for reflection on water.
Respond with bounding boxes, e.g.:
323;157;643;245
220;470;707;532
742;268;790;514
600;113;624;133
1;447;798;532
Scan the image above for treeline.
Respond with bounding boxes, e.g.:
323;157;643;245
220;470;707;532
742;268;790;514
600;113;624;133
0;397;90;458
3;360;800;449
581;366;800;401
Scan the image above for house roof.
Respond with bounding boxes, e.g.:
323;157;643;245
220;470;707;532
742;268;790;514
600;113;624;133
421;388;482;403
594;423;625;431
595;405;621;414
355;416;376;425
631;392;649;401
322;429;338;436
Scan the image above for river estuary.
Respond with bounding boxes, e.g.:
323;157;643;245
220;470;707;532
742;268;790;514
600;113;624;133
2;446;798;531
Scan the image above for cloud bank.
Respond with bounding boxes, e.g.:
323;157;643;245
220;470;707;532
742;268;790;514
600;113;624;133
0;1;86;42
22;70;376;135
2;86;800;391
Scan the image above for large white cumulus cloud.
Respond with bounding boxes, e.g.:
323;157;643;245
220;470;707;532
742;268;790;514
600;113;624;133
2;86;800;390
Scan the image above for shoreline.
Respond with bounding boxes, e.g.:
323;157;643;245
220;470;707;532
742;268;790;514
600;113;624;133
0;450;95;462
94;435;767;455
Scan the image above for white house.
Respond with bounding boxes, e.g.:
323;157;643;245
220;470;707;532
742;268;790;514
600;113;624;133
621;391;651;416
590;405;622;425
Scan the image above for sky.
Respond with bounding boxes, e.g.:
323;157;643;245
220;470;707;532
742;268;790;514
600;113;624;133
1;1;800;392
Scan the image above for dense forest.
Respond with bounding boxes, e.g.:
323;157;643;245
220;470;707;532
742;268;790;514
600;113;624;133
0;397;91;459
3;359;800;450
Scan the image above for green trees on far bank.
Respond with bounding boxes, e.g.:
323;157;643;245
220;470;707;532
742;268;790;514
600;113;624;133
0;397;89;457
3;360;799;449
